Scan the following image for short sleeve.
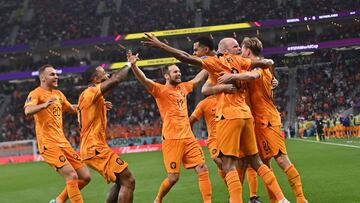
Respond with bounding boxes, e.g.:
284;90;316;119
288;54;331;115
24;91;39;108
191;100;204;120
149;82;162;97
182;81;194;94
81;84;102;108
237;56;252;71
60;91;72;112
201;56;220;73
252;67;264;78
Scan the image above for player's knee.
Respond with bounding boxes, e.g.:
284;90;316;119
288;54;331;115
276;155;291;170
82;173;91;184
196;163;208;173
67;171;79;180
247;154;263;170
168;174;180;185
213;158;222;169
124;175;135;191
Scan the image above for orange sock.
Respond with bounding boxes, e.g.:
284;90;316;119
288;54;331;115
66;180;83;203
263;168;277;203
57;180;88;202
225;170;243;203
155;178;172;202
257;165;284;201
264;182;278;203
198;171;212;203
217;169;227;186
246;167;258;197
285;164;307;203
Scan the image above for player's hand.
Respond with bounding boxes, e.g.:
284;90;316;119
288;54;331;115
272;77;279;89
44;96;57;108
263;59;274;66
141;33;163;48
218;71;235;84
105;101;113;110
127;50;140;65
221;84;238;94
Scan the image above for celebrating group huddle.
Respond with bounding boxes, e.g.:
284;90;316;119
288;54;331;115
24;33;307;203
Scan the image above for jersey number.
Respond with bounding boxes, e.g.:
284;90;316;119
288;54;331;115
177;99;184;110
262;141;270;152
52;106;61;117
231;67;246;92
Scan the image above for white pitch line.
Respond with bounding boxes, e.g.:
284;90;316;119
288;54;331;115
291;138;360;149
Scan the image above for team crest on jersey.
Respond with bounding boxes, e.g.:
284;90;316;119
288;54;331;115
26;96;32;103
59;155;66;162
226;58;233;63
212;149;217;155
116;158;124;165
180;91;185;97
72;153;80;161
170;162;176;169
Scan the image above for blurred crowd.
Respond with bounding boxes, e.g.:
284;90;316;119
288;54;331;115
295;50;360;119
0;0;357;47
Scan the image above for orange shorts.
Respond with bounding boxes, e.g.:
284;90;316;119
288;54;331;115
216;118;258;158
41;146;84;170
255;122;287;160
162;136;205;173
83;148;128;183
207;138;218;160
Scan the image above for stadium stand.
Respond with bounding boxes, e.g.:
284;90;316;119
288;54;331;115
0;0;359;146
295;50;360;119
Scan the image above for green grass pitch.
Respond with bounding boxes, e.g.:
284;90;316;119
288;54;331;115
1;138;360;203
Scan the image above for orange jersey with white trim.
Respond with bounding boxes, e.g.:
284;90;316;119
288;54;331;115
248;68;281;126
78;84;107;159
149;81;194;140
201;54;252;120
191;95;217;144
24;87;72;153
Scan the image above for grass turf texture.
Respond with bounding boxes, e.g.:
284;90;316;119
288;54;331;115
1;138;359;203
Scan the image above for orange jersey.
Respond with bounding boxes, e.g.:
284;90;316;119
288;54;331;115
78;84;107;159
191;95;217;144
24;87;72;153
201;54;252;120
248;68;281;126
149;81;194;140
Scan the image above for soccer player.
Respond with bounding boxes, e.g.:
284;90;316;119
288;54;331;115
193;36;261;203
190;36;237;184
215;37;308;203
24;64;91;203
78;58;135;203
142;34;289;203
128;51;212;203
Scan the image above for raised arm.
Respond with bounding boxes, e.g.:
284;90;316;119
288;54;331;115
127;51;155;92
100;65;130;94
201;80;238;96
141;33;203;67
190;70;208;88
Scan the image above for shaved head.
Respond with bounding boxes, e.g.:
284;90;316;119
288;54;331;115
218;38;241;54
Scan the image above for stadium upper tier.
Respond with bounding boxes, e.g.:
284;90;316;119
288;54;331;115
0;0;358;48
